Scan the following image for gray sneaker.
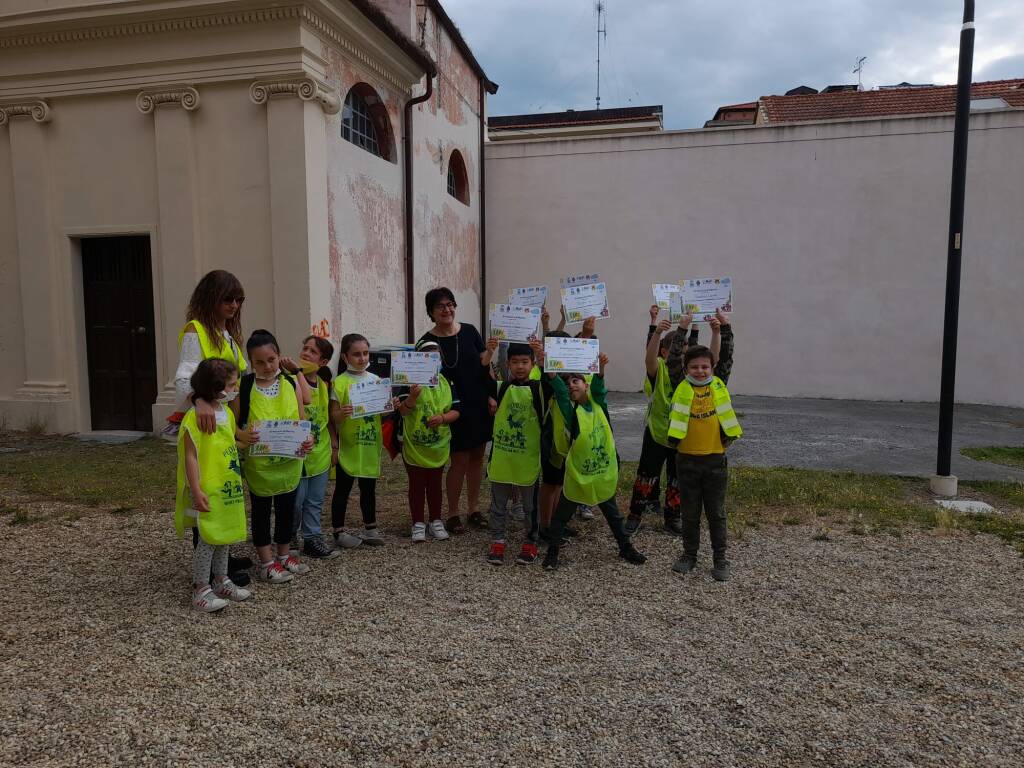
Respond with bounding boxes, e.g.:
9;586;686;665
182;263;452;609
360;527;384;546
672;554;698;574
711;558;731;582
333;530;363;548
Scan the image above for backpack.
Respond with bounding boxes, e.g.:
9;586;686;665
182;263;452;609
238;372;296;428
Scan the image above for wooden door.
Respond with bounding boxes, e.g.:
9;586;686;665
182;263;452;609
81;236;157;431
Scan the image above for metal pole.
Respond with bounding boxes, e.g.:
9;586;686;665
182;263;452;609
936;1;976;479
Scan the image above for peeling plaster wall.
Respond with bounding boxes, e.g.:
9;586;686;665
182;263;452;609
410;4;483;338
321;40;407;346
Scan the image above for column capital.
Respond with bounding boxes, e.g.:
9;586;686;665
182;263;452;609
136;86;200;114
0;99;52;127
249;77;340;115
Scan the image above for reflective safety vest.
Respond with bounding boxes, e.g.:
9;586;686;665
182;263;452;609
179;321;246;372
333;373;382;479
244;374;303;496
175;406;247;545
303;377;332;477
402;376;453;469
667;376;742;442
643;357;673;447
489;383;543;486
563;403;618;505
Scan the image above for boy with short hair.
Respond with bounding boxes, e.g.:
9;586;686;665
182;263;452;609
543;354;646;571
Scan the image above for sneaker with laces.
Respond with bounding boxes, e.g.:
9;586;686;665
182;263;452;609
279;555;310;575
303;536;340;560
577;505;594;520
428;519;449;541
360;527;384;546
542;548;560;571
516;542;538;565
466;511;487;529
487;541;506;566
618;544;647;565
711;557;731;582
333;530;363;548
411;522;427;543
212;578;252;602
159;422;180;444
258;560;293;584
446;515;466;535
672;554;698;574
192;587;229;612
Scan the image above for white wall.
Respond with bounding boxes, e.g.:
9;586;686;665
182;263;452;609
485;111;1024;407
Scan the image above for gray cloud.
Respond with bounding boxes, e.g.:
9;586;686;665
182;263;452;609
443;0;1024;128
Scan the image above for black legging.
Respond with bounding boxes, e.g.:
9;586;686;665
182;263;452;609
250;490;297;547
331;464;377;528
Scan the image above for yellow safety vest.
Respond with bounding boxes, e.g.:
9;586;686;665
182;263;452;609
245;375;303;496
489;384;542;486
179;321;246;372
303;377;332;477
333;373;382;479
643;358;673;447
667;376;742;442
402;376;453;469
563;404;618;505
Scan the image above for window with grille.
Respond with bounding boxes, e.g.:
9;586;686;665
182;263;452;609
342;90;381;157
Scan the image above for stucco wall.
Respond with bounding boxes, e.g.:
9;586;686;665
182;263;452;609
485;111;1024;406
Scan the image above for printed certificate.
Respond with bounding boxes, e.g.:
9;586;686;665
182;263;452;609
652;283;681;311
508;285;548;308
560;281;610;323
544;337;600;374
489;303;542;342
678;277;733;321
560;272;601;289
348;377;395;417
391;350;441;387
249;420;312;459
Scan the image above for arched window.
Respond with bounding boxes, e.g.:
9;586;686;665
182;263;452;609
447;149;469;205
341;84;395;162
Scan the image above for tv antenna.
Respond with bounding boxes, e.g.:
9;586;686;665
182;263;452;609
853;56;868;89
595;1;608;109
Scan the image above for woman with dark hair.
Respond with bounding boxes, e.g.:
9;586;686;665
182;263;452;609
418;287;492;534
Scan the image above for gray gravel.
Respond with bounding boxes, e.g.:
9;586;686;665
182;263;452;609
2;499;1023;767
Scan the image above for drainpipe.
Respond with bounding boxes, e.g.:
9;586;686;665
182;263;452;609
478;78;487;332
404;75;434;342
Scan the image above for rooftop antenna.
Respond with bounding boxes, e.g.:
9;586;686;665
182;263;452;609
595;1;607;109
853;56;868;90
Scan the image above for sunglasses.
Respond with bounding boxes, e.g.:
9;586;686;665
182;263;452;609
223;295;245;306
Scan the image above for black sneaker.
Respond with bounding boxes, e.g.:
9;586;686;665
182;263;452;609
663;516;684;536
466;511;488;529
624;515;642;535
303;537;340;560
618;544;647;565
542;548;560;571
229;569;251;587
563;525;580;538
228;554;253;572
672;554;698;574
711;558;731;582
447;515;466;535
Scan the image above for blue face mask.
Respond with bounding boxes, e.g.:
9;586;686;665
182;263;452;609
686;374;713;387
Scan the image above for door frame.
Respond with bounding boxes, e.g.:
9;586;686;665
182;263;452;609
63;225;162;433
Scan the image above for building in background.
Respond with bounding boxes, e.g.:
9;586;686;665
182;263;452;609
0;0;495;434
489;105;663;141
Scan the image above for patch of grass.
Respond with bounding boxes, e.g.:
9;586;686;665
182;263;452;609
961;446;1024;470
8;507;32;526
961;480;1024;509
933;507;959;535
24;412;49;436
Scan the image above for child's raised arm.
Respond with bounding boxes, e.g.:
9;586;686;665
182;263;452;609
282;358;312;407
646;318;671;379
712;309;734;384
666;313;692;390
556;304;567;334
481;336;499;368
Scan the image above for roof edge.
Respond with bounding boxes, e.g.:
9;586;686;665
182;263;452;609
347;0;436;79
423;0;497;93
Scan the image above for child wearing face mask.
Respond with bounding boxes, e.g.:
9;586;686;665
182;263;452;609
174;359;251;612
329;333;385;547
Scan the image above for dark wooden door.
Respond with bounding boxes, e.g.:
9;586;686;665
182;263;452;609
82;236;157;431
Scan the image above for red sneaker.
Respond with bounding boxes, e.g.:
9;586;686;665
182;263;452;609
516;542;538;565
487;541;506;566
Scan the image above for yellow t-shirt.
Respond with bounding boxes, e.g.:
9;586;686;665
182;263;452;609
676;385;724;456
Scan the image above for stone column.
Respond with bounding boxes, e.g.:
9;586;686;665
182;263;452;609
249;77;337;348
1;99;74;430
136;86;202;423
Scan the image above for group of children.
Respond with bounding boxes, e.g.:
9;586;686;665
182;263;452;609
175;300;741;614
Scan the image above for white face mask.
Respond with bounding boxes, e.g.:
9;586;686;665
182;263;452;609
686;374;713;387
218;390;238;404
346;362;368;374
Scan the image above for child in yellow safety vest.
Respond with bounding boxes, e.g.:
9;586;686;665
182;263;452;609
542;353;646;572
175;359;250;613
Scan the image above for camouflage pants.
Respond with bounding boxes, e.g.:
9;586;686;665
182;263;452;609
628;426;680;519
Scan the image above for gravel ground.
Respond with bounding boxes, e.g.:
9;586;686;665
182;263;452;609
2;497;1023;768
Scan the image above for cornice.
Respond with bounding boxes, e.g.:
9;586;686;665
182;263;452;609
249;77;340;115
136;85;200;113
0;99;51;127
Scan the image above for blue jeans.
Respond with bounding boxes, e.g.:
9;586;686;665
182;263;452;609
292;470;329;540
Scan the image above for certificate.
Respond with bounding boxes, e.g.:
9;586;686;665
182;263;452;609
489;303;542;342
652;283;680;311
560;281;610;323
391;350;441;387
249;420;311;459
560;272;600;289
349;377;395;417
678;277;733;321
508;285;548;308
544;337;600;374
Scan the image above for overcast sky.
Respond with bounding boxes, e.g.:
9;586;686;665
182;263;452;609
443;0;1024;129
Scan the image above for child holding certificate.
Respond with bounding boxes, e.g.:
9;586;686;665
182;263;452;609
542;354;646;572
236;330;314;584
329;333;386;547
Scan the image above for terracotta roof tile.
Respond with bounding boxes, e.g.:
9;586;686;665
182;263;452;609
759;78;1024;124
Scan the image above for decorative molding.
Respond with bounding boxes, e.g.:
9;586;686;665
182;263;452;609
249;77;340;114
0;99;51;126
136;86;200;114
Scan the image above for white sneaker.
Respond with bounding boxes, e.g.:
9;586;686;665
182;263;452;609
257;560;293;584
278;555;311;575
411;522;427;543
578;505;595;520
213;578;252;602
192;587;229;613
160;422;180;444
333;530;363;548
428;519;449;541
360;527;384;546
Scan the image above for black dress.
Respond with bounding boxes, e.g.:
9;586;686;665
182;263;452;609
420;323;493;452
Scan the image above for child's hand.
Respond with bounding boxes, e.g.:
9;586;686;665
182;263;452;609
338;404;354;420
486;336;500;352
279;357;301;375
581;316;596;338
598;352;609;376
297;435;314;457
678;312;693;331
330;444;339;467
488;397;498;417
425;414;445;429
657;318;672;334
408;384;422;402
391;397;402;411
559;304;567;322
649;304;660;323
193;490;211;514
239;425;260;447
709;316;721;332
195;398;217;434
529;337;544;359
541;305;550;328
715;309;731;327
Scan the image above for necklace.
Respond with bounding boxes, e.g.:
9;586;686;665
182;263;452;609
434;329;459;369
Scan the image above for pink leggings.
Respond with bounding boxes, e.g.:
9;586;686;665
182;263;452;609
404;462;444;523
